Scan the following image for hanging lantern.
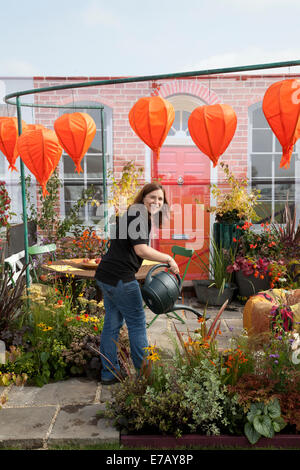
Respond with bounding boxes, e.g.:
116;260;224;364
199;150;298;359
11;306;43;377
54;112;96;173
128;96;175;160
0;117;28;171
17;128;63;197
262;79;300;169
188;104;237;167
25;124;46;131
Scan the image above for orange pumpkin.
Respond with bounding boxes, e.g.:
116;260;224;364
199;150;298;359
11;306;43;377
17;128;63;197
54;112;96;173
188;104;237;167
0;117;28;171
263;79;300;169
129;96;175;160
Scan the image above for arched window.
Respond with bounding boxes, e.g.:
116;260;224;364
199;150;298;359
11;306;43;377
164;94;206;146
249;103;298;224
59;102;112;227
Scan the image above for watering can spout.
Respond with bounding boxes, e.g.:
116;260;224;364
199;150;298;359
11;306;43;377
172;304;210;320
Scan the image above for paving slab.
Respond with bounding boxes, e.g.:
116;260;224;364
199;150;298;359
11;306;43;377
48;404;119;447
3;377;99;407
0;406;57;449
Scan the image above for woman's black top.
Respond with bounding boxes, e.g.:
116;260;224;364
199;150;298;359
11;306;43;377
95;205;151;286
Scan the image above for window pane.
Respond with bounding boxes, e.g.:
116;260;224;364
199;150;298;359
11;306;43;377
275;182;295;200
252;129;273;152
274;202;295;224
254;202;272;224
63;155;83;179
64;184;85;218
252;181;272;199
86;154;103;177
182;111;191;135
173;111;180;131
251;154;272;178
275;154;296;177
252;107;269;128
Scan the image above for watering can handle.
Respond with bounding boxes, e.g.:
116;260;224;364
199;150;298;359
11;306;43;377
144;263;182;289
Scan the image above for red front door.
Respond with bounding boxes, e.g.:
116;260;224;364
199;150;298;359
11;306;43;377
152;146;211;280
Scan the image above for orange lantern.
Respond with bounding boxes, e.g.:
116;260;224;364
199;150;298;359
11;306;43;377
25;124;46;131
17;128;63;197
128;96;175;159
54;112;96;173
188;104;237;167
262;79;300;169
0;117;28;171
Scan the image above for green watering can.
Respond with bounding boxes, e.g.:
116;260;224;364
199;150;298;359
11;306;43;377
141;264;208;320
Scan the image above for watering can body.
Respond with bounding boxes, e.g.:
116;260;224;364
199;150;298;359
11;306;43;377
141;264;182;315
141;263;207;320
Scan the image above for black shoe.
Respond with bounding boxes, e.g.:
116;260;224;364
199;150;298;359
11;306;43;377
101;376;120;385
101;369;127;385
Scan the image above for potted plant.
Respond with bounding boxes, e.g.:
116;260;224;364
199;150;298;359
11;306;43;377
208;163;261;250
192;238;236;306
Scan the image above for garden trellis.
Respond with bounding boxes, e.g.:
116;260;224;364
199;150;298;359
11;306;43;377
3;59;300;287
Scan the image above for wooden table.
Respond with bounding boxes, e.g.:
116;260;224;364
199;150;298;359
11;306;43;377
42;258;163;282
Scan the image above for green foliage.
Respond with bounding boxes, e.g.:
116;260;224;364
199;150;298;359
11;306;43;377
208;163;261;223
244;399;286;444
0;264;26;331
107;160;143;215
194;238;233;291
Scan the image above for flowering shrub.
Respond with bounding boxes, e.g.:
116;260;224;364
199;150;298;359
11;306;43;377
0;180;13;231
208;163;261;223
71;227;108;259
227;255;270;279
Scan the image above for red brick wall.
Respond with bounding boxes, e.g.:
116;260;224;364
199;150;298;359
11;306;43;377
33;73;299;190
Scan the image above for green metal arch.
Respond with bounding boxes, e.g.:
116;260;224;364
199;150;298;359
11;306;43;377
3;59;300;287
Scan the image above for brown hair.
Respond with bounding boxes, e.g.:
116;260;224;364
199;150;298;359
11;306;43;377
131;183;169;228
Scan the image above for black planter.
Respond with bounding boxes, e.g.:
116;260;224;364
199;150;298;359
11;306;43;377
235;270;270;298
192;279;236;306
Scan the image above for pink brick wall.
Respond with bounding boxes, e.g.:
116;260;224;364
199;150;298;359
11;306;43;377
33;73;299;185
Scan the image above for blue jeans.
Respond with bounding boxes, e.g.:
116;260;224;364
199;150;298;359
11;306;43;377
95;279;148;381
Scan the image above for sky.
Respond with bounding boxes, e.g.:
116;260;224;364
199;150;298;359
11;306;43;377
1;0;300;77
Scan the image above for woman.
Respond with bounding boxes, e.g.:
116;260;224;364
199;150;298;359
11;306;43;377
95;183;179;385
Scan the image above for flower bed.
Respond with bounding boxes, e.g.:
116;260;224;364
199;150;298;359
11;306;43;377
0;269;129;388
101;300;300;447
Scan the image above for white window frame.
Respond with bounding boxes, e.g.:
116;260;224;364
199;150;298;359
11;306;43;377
59;101;113;229
248;102;299;226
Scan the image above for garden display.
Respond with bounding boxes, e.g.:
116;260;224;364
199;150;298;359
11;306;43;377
102;299;300;446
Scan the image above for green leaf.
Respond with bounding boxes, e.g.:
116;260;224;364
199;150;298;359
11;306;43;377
244;422;261;445
40;351;49;364
267;399;281;419
272;416;286;433
253;415;274;438
247;403;262;423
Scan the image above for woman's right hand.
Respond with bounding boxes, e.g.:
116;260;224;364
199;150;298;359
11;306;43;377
168;257;180;275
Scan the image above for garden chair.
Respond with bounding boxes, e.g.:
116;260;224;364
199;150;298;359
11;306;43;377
146;245;194;328
4;250;31;286
28;243;57;283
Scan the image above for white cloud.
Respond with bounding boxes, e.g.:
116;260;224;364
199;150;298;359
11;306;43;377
184;48;300;75
82;2;121;28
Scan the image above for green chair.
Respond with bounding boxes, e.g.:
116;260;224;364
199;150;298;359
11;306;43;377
146;245;194;328
28;243;57;282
